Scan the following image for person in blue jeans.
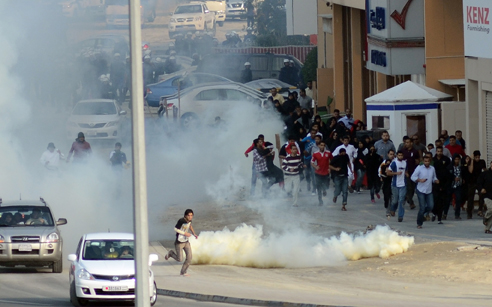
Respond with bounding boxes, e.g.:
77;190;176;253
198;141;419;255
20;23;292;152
330;148;353;211
411;156;439;228
387;151;408;222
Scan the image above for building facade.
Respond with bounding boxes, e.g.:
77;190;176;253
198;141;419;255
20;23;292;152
316;0;465;141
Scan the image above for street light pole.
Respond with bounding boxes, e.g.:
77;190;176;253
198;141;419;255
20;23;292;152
129;1;150;307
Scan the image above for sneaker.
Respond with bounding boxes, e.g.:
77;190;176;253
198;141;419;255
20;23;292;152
371;199;375;203
165;252;170;261
390;211;395;217
431;215;436;222
410;203;416;210
425;214;430;221
356;189;361;194
311;192;316;196
398;218;403;222
348;186;354;193
417;225;422;229
438;221;443;225
376;193;381;199
333;197;337;203
322;190;327;197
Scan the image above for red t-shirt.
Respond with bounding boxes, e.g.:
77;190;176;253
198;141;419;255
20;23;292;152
445;144;465;157
311;150;333;176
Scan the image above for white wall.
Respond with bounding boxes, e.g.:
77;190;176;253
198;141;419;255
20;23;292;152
286;0;317;35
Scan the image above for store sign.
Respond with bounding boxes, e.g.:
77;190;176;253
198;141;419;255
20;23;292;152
366;0;425;75
463;0;492;58
369;7;386;30
366;0;424;39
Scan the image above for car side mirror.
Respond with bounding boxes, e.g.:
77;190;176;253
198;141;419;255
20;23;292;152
119;110;127;115
149;253;159;265
68;254;77;262
57;218;68;226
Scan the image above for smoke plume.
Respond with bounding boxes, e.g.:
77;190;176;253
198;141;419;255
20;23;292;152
191;225;414;268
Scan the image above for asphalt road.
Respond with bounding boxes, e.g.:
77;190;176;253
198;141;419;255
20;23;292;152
0;268;248;307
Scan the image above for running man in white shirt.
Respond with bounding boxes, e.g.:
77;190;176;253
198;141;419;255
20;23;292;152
39;142;64;171
411;155;439;229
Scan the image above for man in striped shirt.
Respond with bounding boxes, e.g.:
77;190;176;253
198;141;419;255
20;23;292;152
282;145;304;207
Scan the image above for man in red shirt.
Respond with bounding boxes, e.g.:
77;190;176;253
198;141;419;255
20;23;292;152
311;141;333;206
445;135;465;157
67;132;92;164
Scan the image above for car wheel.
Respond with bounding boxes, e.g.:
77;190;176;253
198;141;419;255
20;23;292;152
181;112;199;129
52;254;63;273
148;10;156;22
150;282;157;306
218;21;224;27
70;281;88;307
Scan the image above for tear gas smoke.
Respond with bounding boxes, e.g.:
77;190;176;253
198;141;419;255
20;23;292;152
191;225;414;268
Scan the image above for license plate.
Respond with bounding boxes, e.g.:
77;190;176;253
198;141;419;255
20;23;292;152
18;244;32;252
103;286;128;292
87;131;97;137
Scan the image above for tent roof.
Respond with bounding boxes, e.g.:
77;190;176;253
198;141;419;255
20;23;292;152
365;81;453;103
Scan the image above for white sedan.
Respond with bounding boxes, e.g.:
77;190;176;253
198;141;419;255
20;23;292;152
68;233;158;306
66;99;127;140
162;82;268;128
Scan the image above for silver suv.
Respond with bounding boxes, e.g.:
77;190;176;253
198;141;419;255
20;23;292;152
0;198;67;273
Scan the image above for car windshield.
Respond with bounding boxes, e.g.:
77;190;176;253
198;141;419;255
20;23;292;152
73;102;116;115
0;206;54;227
175;5;202;14
82;240;135;260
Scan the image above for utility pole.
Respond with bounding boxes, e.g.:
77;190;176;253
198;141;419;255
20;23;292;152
129;1;150;306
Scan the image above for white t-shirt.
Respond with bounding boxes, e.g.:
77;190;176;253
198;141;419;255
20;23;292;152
40;149;64;169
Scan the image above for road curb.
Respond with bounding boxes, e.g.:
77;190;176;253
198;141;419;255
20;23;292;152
156;288;344;307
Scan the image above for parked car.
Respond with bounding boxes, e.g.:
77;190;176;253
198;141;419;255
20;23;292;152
0;198;67;273
145;72;233;107
225;0;245;19
66;99;127;140
168;2;216;38
196;53;303;84
202;0;226;26
105;0;144;27
245;78;299;97
68;232;158;306
59;0;106;18
161;82;268;128
73;34;129;63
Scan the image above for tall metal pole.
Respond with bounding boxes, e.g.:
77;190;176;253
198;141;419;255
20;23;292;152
129;1;150;307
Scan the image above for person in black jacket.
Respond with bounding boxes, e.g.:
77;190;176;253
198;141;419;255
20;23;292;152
444;153;466;220
365;145;383;203
477;162;492;233
432;146;450;223
354;141;368;193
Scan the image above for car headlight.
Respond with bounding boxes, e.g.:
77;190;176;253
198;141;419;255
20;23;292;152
46;232;59;243
78;268;95;280
170;18;176;22
106;121;119;127
0;235;4;243
194;16;202;21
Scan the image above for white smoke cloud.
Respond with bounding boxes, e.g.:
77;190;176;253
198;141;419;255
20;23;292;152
191;225;414;268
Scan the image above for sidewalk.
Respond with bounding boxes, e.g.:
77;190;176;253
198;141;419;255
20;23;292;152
150;189;492;307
